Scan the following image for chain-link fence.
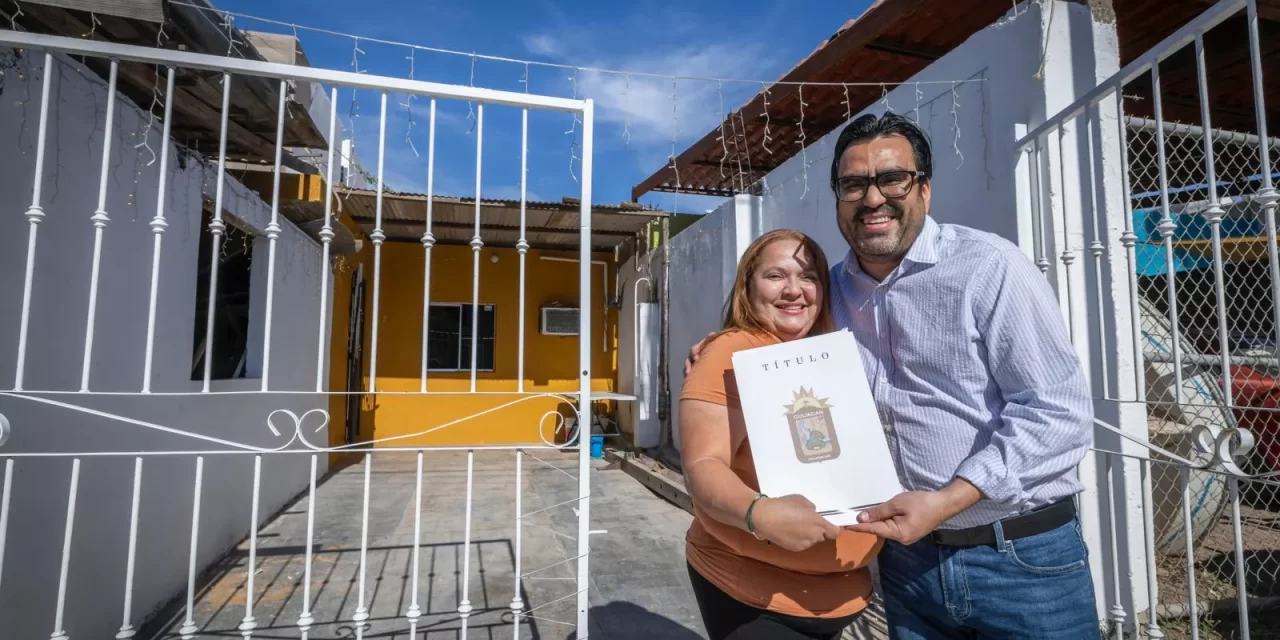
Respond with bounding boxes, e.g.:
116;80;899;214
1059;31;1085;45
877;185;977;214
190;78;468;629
1125;114;1280;637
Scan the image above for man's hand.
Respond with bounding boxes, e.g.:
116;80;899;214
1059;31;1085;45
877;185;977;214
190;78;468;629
683;332;716;377
751;494;841;552
846;479;983;545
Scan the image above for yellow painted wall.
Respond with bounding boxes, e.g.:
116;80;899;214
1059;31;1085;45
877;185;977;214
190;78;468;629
233;170;619;449
351;242;618;446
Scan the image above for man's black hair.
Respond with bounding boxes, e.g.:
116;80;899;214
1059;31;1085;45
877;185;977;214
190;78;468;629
829;111;933;188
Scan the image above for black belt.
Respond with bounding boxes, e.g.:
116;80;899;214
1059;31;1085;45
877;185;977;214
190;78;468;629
930;499;1076;548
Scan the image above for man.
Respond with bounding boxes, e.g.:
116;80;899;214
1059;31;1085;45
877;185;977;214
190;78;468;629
686;112;1100;638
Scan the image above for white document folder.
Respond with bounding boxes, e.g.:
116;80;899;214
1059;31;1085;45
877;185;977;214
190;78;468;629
730;329;904;526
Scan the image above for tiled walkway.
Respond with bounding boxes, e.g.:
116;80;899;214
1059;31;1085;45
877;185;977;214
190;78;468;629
143;450;707;639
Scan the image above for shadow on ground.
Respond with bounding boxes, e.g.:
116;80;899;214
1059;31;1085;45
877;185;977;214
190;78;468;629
567;601;703;639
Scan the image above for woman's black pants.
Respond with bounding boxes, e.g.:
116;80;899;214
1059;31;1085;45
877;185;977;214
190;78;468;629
687;563;863;640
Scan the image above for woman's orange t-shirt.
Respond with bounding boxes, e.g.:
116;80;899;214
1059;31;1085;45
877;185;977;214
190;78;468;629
680;329;882;619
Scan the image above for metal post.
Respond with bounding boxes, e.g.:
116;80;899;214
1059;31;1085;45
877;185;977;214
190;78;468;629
14;52;54;392
80;60;119;392
317;86;340;392
420;100;437;392
470;106;485;392
260;80;288;392
116;458;144;639
518;108;529;392
202;74;232;393
1246;0;1280;365
576;99;595;636
1152;64;1185;404
459;450;475;637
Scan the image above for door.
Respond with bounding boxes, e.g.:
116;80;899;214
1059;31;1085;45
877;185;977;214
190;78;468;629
344;264;366;445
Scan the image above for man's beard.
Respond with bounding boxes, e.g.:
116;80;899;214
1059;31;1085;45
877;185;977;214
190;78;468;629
850;203;905;257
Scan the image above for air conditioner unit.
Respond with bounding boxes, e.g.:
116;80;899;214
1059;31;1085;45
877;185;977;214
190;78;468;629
540;306;580;336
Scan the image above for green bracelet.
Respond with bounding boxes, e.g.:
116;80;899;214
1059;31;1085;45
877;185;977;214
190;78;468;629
745;493;768;539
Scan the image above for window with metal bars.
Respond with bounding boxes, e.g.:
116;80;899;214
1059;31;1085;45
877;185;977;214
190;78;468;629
426;303;496;372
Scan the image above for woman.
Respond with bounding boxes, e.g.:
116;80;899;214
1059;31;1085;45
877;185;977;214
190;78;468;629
680;229;881;640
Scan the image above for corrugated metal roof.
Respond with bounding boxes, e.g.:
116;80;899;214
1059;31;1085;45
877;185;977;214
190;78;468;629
20;0;164;22
283;188;668;252
632;0;1280;201
10;0;328;172
631;0;1007;200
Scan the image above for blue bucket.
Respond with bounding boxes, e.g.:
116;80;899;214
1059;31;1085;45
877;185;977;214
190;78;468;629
590;434;605;459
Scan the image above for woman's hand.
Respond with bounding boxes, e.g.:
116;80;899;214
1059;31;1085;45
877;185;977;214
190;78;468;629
751;495;840;552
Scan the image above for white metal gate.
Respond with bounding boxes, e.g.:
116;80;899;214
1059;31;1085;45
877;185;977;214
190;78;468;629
1017;0;1280;637
0;25;597;640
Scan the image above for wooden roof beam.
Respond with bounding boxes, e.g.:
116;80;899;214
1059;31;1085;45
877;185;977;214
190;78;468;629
865;37;945;61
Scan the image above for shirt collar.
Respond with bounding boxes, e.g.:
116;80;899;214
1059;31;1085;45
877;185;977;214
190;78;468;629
842;215;940;279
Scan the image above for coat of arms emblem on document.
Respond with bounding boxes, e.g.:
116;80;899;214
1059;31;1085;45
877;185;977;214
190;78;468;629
783;387;841;464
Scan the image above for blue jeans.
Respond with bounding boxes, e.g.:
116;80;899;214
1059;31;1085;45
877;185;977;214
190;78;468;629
877;517;1101;639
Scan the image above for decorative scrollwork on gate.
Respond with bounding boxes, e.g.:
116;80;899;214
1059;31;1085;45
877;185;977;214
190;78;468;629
0;392;586;455
1095;418;1277;479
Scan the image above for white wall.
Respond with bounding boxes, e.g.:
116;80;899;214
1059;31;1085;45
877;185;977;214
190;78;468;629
661;0;1142;625
0;52;329;638
617;252;661;448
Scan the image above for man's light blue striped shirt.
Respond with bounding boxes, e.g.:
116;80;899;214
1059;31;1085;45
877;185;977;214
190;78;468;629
829;215;1093;530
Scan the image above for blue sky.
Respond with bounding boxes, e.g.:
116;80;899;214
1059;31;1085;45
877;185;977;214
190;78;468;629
213;0;871;214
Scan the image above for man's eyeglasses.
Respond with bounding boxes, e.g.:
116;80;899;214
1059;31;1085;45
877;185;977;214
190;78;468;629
831;170;926;203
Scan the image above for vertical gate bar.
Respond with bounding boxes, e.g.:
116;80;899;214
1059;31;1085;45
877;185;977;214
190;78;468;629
240;455;263;637
1115;93;1145;402
576;99;595;636
0;459;12;594
50;458;81;640
511;449;525;638
420;99;437;393
1140;458;1164;638
316;86;340;392
116;457;143;639
1180;467;1200;640
179;457;204;639
1056;127;1079;343
353;453;371;635
261;79;289;392
517;109;529;393
1246;0;1280;364
1084;119;1110;394
203;74;232;393
297;454;317;637
142;66;176;394
459;449;476;637
1030;139;1052;276
1195;33;1234;408
1230;477;1250;639
14;52;54;391
470;105;485;392
80;60;120;393
1104;453;1126;638
406;451;424;632
369;92;388;394
1152;63;1185;404
463;448;478;637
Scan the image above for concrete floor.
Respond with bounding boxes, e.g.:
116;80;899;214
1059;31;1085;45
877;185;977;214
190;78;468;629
143;450;709;639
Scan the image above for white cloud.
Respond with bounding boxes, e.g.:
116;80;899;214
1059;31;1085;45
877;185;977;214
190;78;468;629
522;34;773;149
523;34;563;59
484;184;547;202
